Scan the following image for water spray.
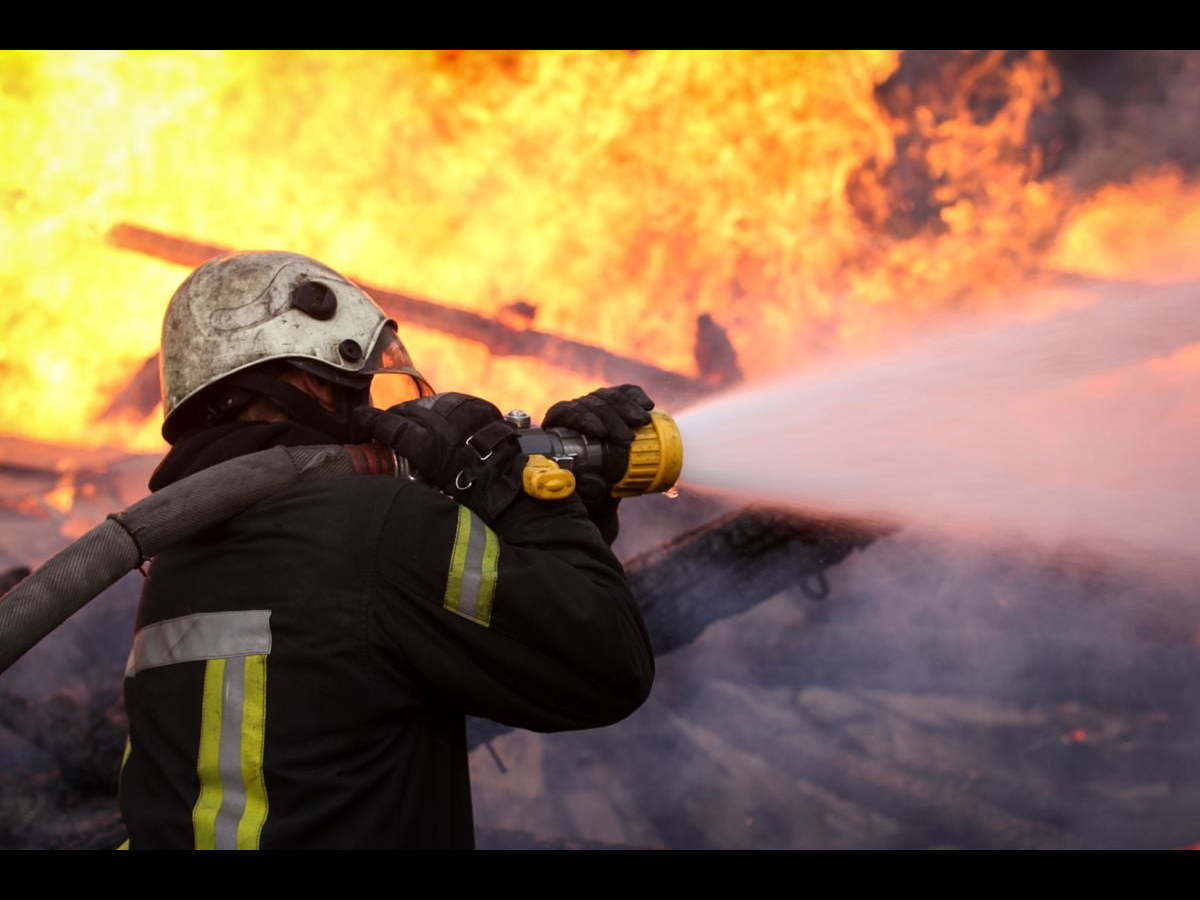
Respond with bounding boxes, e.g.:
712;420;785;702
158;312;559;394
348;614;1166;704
672;283;1200;574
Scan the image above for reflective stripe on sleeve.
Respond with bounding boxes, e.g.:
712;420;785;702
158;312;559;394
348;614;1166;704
443;506;500;627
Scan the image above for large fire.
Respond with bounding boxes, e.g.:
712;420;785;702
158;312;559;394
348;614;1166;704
5;52;1200;853
0;50;1197;454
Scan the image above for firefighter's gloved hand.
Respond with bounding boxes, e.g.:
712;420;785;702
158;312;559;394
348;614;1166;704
543;385;653;447
542;384;655;544
353;393;523;523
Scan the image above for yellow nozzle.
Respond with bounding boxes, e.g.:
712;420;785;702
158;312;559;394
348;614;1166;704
522;453;577;500
611;410;684;498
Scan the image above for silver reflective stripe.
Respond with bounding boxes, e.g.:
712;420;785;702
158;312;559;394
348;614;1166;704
126;610;272;677
455;513;489;622
213;658;247;851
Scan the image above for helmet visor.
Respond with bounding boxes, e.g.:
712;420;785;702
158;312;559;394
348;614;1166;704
364;324;435;408
371;371;434;408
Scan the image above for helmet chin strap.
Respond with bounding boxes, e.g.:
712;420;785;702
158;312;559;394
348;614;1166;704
229;369;370;444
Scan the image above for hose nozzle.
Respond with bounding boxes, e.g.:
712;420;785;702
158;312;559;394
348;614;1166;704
511;409;683;500
610;411;684;498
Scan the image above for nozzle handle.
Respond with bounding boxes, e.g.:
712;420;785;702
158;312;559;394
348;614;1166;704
522;454;577;500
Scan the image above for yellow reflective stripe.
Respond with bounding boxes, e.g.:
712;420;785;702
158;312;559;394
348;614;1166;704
443;506;472;616
117;738;133;849
118;735;132;804
475;525;500;628
236;654;269;850
193;657;226;851
443;506;500;628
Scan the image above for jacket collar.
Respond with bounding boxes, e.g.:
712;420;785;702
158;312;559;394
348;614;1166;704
149;420;340;492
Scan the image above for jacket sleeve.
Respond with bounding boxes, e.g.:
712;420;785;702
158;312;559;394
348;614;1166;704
368;482;655;732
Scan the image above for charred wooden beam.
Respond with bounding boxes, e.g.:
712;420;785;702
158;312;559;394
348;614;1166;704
694;312;743;386
99;355;161;421
105;223;713;418
628;510;879;656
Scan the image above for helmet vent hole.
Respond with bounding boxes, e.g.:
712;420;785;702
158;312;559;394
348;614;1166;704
291;282;338;320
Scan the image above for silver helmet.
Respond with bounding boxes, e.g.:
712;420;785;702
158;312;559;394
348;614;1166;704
160;251;431;441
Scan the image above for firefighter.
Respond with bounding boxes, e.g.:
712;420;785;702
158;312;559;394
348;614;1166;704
118;251;655;849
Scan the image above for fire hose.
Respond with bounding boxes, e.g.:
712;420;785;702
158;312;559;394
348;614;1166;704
0;411;683;675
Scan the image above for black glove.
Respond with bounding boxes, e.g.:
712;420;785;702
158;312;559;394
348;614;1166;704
353;393;523;522
542;384;655;544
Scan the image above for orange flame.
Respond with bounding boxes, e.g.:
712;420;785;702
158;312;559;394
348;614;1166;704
1;50;1198;455
1047;169;1200;283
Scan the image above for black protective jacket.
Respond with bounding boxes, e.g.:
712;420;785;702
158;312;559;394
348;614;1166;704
119;422;654;849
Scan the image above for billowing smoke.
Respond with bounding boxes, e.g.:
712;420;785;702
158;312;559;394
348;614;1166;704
862;50;1200;237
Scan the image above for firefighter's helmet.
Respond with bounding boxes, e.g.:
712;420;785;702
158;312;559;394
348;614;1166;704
160;251;432;442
